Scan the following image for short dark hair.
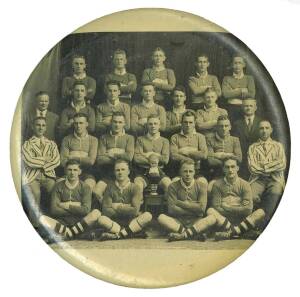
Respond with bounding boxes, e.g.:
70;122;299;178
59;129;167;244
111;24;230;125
73;112;88;121
217;115;230;123
223;156;239;167
196;53;209;61
32;117;46;125
35;91;49;98
72;54;86;62
204;87;217;97
152;47;166;56
112;111;125;120
180;159;195;170
173;86;186;96
113;49;126;57
141;81;156;90
65;159;81;168
182;110;196;121
114;158;129;168
106;80;121;90
72;80;87;89
147;114;160;122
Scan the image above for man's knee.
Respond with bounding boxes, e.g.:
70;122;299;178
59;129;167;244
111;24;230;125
89;209;102;221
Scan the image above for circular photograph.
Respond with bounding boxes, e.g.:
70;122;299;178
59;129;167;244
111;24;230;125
11;8;290;288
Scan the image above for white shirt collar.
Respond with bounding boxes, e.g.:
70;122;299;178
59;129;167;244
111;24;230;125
114;68;127;75
36;109;47;117
233;72;245;80
73;72;86;80
146;132;161;140
244;114;255;123
180;178;195;190
65;179;79;190
71;100;86;112
115;179;131;193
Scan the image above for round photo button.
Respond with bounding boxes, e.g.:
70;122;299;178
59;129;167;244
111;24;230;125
10;8;290;288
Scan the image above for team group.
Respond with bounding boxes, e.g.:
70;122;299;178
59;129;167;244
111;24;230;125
21;48;287;242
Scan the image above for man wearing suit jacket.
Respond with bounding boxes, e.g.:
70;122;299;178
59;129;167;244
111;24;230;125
22;117;60;228
232;98;261;178
23;91;59;141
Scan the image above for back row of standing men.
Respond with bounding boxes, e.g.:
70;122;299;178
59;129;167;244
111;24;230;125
21;48;287;242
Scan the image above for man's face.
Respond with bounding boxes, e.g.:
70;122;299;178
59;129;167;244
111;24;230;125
113;53;126;69
115;162;130;181
73;84;86;102
147;117;160;135
33;118;46;137
72;57;86;74
232;57;245;74
173;90;186;107
142;85;155;101
74;116;88;135
180;164;195;184
111;115;125;133
66;164;81;182
259;121;273;141
36;94;49;111
182;115;195;134
152;50;166;65
217;119;231;137
223;159;239;180
204;91;217;107
242;100;257;116
196;56;209;72
106;84;120;101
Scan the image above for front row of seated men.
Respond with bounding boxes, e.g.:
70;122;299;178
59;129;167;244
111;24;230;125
22;114;286;241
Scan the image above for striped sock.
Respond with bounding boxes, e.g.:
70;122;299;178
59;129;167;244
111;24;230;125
54;222;68;236
220;218;232;231
232;219;254;235
185;226;197;238
70;220;89;238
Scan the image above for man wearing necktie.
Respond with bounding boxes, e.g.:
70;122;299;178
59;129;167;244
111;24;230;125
232;98;261;179
248;121;287;223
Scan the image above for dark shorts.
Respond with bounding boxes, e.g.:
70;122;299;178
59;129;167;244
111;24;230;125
173;215;202;228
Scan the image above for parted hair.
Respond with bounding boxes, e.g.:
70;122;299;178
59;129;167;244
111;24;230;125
73;112;88;121
65;159;81;168
112;111;126;120
35;91;49;98
113;49;127;57
172;85;186;96
222;155;239;166
179;159;195;169
105;80;121;90
182;110;196;121
72;80;87;89
32;116;47;125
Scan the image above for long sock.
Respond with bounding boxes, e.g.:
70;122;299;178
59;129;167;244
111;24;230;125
232;209;265;236
69;219;89;238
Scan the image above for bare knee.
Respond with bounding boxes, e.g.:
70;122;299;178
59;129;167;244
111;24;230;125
141;211;152;223
157;214;168;225
90;209;101;221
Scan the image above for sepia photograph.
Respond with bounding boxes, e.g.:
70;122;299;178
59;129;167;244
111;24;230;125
10;8;291;288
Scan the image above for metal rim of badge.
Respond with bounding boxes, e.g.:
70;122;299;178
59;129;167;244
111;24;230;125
10;8;290;288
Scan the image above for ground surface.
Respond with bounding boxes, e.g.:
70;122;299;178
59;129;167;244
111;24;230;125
51;238;254;250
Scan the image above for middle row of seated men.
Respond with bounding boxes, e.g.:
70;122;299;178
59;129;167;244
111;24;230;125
22;109;286;242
